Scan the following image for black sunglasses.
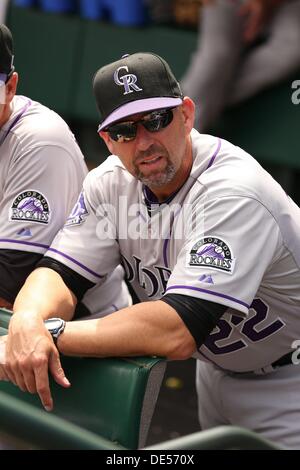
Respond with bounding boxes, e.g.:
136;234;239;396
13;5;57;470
102;108;174;143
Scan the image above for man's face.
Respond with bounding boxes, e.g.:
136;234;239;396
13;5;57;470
100;97;195;194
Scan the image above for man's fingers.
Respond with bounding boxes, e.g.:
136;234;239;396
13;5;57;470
49;351;71;388
23;369;38;394
4;362;21;388
0;365;10;382
33;350;71;412
34;360;53;411
6;364;27;392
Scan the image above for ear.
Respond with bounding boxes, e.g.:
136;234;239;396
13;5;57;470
5;72;18;104
181;97;195;134
99;130;114;154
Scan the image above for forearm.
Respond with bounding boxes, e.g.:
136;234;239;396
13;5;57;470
57;300;196;360
13;267;77;322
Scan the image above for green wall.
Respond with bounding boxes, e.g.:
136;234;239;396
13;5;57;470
7;4;300;175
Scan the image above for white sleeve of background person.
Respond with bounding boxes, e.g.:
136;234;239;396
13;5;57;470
0;96;130;316
0;96;87;255
44;165;121;285
79;265;132;319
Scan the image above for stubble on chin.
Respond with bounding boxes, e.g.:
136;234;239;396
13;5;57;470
135;161;177;188
133;144;176;188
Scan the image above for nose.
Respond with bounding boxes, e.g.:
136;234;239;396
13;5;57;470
134;123;154;151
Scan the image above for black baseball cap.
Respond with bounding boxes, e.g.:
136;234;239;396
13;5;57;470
0;24;14;85
93;52;183;131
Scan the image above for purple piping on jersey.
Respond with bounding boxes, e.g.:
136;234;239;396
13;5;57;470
1;98;32;144
143;185;181;206
153;139;221;267
162;206;182;268
112;304;118;312
48;248;104;279
205;138;222;170
166;285;249;309
163;238;169;268
137;210;147;223
143;185;158;204
0;238;49;249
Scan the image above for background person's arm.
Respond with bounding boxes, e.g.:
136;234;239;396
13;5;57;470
0;142;87;305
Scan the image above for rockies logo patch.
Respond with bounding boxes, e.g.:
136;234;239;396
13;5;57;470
65;191;88;227
10;190;50;225
189;237;235;274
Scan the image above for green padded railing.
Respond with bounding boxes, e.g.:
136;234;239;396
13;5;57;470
0;309;166;449
0;390;124;450
145;425;281;450
0;389;280;450
0;309;280;450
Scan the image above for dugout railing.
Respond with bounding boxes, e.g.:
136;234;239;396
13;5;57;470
0;308;280;450
0;308;166;449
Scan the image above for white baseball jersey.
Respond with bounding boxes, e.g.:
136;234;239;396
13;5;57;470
0;95;128;315
45;129;300;371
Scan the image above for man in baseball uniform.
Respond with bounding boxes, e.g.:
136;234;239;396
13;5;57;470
0;24;129;316
3;52;300;448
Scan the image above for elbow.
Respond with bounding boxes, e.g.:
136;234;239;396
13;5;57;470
165;335;197;361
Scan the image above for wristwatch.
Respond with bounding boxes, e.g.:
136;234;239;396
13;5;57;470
44;318;66;345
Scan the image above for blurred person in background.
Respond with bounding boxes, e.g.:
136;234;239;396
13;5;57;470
0;24;129;315
0;0;9;24
181;0;300;131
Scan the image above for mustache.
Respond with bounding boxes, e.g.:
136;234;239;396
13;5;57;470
134;144;167;164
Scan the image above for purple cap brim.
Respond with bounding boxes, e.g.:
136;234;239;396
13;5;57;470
98;97;183;131
0;74;6;104
0;73;7;85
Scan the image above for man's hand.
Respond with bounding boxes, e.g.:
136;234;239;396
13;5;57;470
239;0;281;43
0;336;9;381
4;312;70;411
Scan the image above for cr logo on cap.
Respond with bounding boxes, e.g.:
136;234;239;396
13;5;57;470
114;66;143;95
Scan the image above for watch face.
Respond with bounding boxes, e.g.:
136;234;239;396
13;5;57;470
46;319;63;331
45;318;65;338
